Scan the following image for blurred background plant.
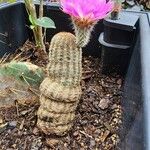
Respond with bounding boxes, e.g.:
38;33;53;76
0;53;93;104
24;0;56;54
111;0;122;20
47;0;150;10
121;0;150;11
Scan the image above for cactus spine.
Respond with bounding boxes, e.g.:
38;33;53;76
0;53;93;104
37;32;82;136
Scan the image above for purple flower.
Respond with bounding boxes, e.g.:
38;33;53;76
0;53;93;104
60;0;113;23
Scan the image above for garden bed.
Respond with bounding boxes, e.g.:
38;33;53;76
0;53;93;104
0;46;123;149
0;1;150;150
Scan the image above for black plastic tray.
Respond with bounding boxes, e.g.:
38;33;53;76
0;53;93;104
99;32;131;75
103;12;139;46
0;2;150;150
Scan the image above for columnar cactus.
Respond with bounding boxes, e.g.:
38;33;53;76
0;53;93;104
37;0;114;136
37;32;82;135
71;17;97;47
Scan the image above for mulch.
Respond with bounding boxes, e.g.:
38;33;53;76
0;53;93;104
0;41;123;149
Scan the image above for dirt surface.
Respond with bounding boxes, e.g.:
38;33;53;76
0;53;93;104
0;43;123;150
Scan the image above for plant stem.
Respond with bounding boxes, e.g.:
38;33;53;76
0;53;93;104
38;0;46;53
24;0;46;52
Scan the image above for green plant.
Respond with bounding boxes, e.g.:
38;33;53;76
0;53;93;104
0;0;56;53
0;61;45;86
25;0;56;53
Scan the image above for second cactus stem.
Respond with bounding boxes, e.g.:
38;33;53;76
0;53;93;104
37;32;82;136
72;17;97;48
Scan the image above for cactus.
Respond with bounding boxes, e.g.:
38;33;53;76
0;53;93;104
72;17;97;48
37;32;82;136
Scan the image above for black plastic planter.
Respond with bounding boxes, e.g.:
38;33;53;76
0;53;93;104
0;2;103;57
121;11;150;150
99;32;131;75
0;2;150;150
103;13;139;46
99;11;139;75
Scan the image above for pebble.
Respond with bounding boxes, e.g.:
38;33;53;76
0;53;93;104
98;98;110;110
31;137;42;150
46;138;59;147
20;110;29;116
73;131;79;137
90;139;96;147
8;121;17;129
117;79;122;85
32;127;40;135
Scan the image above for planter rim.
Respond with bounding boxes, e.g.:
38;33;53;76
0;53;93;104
140;13;150;150
0;1;21;8
0;2;150;149
99;32;130;49
104;12;139;31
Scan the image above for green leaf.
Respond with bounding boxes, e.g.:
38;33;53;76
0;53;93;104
35;17;56;29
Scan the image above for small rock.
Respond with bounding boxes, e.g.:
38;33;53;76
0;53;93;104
32;127;40;135
95;129;101;135
20;108;33;116
117;79;122;85
111;104;118;110
8;121;17;129
90;139;96;147
98;98;110;110
64;143;68;147
46;138;60;147
20;110;29;116
23;131;27;135
80;142;85;147
11;144;17;149
81;120;88;125
31;137;42;150
73;131;78;137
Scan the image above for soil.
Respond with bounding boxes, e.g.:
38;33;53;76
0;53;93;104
0;41;123;150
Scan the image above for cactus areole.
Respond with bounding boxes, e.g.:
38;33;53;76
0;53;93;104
60;0;114;47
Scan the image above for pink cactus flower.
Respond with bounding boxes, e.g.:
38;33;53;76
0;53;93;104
60;0;114;47
60;0;114;24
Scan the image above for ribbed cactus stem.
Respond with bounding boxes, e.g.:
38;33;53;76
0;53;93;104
37;32;82;136
72;17;97;48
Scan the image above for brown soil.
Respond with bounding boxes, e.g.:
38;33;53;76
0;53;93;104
0;41;123;150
